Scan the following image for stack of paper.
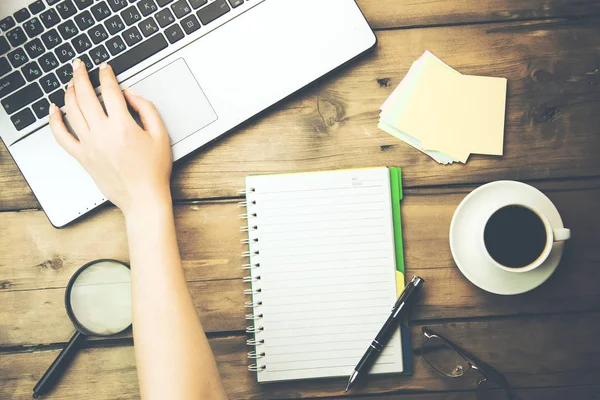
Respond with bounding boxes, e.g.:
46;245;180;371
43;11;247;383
379;51;508;164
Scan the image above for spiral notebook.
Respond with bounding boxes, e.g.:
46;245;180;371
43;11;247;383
241;167;411;383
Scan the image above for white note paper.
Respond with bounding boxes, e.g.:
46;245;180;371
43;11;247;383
244;167;404;383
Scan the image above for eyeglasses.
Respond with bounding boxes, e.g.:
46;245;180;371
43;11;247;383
421;327;520;400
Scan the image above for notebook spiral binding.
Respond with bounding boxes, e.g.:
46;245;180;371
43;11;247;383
240;187;267;373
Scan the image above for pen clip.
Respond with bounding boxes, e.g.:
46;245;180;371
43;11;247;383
393;276;424;311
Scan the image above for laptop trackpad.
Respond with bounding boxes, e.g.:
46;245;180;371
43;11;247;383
129;58;217;145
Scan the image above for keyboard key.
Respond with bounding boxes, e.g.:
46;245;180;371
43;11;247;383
122;26;142;46
158;0;174;6
138;0;158;17
1;16;16;32
22;61;43;81
8;48;29;68
23;17;45;38
0;71;26;98
106;36;127;56
39;53;60;72
0;37;9;56
40;8;61;28
11;108;36;130
56;0;77;19
14;8;31;23
197;0;229;25
49;89;66;107
91;1;112;21
41;29;63;50
0;58;11;77
155;8;175;27
57;20;79;40
40;72;61;93
138;17;159;37
228;0;243;8
164;23;184;44
74;0;94;10
171;0;191;18
55;42;76;63
89;25;109;44
2;82;43;114
105;15;125;34
188;0;207;9
79;54;94;70
89;33;167;88
7;27;28;47
29;1;46;14
56;63;73;83
180;14;199;34
89;44;109;65
89;68;100;87
108;0;128;12
32;98;50;118
121;6;142;25
72;33;93;53
47;0;61;4
74;10;95;30
113;33;167;74
24;38;45;59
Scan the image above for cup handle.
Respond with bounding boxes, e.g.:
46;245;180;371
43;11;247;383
553;228;571;242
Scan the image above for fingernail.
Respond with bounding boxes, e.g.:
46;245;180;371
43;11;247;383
72;58;81;71
67;79;73;88
99;62;108;70
49;103;56;116
126;88;137;96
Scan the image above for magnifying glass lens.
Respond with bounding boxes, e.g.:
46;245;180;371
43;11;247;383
70;260;132;335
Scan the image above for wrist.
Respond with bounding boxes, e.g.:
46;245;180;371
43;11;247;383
123;190;173;225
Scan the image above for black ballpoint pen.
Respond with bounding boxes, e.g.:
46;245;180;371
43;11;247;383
345;276;425;392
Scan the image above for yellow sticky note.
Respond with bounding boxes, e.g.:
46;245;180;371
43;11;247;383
392;59;507;162
420;75;507;158
393;60;471;162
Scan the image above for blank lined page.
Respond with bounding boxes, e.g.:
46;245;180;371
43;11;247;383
244;167;403;383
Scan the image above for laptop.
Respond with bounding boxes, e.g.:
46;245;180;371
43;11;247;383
0;0;377;227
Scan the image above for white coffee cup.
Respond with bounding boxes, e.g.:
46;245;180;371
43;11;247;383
481;203;571;273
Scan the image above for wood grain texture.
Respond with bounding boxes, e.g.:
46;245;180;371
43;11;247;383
2;314;599;399
2;3;600;398
3;17;600;211
1;180;598;347
360;385;600;400
358;0;600;29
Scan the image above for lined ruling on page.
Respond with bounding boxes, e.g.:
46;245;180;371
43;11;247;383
245;168;404;383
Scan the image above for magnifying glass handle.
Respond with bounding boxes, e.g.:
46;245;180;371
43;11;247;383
33;331;86;398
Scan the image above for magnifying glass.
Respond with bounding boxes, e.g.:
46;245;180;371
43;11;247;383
32;259;132;398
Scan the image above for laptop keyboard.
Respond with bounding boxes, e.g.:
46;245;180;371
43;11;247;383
0;0;245;132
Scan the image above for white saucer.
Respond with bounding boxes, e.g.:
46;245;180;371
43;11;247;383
449;181;566;295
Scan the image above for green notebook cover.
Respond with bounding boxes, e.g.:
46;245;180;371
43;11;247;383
389;167;413;376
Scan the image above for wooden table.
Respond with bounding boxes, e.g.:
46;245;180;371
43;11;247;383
2;1;600;399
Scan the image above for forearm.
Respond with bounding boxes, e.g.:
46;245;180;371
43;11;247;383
125;196;227;400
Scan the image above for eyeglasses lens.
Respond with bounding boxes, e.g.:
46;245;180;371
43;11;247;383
422;336;470;378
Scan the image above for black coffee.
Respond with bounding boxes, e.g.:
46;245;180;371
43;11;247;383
484;205;547;268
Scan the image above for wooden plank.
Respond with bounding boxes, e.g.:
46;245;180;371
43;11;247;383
358;0;600;29
2;314;600;399
0;281;244;347
1;180;599;346
360;385;600;400
3;18;600;211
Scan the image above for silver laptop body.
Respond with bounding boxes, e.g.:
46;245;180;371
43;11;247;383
0;0;376;227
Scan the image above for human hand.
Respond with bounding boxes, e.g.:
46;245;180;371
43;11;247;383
48;59;173;218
